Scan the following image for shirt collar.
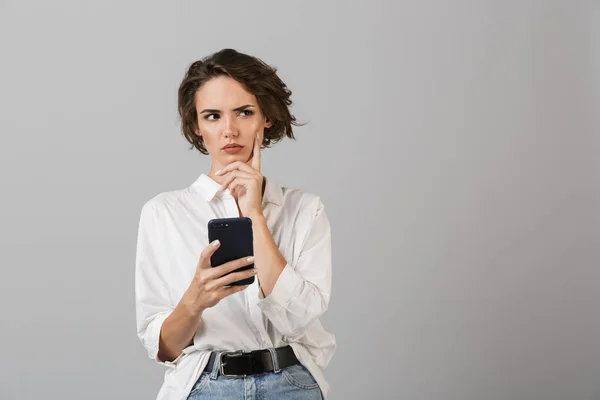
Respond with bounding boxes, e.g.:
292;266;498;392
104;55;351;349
191;173;283;207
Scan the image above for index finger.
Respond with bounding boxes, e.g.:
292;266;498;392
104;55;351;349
251;131;261;171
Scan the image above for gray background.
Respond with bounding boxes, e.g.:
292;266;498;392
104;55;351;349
1;1;598;399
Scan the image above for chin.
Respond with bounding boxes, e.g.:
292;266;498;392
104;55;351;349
221;152;250;162
224;153;245;159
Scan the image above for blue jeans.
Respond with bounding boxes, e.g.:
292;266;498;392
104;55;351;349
186;350;323;400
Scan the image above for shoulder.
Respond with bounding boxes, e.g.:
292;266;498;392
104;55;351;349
138;187;193;218
279;186;331;242
280;185;326;218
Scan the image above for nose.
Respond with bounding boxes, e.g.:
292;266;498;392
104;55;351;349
223;115;238;138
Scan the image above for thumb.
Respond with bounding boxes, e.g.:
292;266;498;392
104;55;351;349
197;240;220;269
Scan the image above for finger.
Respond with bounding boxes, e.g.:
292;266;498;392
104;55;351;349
197;240;221;269
252;131;261;171
213;267;257;288
227;177;253;194
221;284;251;298
218;171;254;191
211;255;255;279
221;169;254;179
217;161;256;177
221;176;253;193
218;174;237;191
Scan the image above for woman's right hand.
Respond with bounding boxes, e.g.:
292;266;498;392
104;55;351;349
187;240;257;312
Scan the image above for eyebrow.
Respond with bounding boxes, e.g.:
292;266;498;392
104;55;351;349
199;104;256;114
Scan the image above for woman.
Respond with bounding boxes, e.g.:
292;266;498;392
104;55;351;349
135;48;336;400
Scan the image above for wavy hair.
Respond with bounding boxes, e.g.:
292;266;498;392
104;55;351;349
177;48;302;155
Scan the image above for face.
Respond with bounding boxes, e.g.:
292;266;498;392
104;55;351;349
194;76;271;168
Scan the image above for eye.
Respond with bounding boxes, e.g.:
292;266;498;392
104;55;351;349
204;113;219;121
239;109;254;117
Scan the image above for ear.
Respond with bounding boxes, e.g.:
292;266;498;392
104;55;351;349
264;118;273;129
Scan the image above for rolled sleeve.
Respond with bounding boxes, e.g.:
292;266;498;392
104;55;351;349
135;202;180;368
257;199;332;338
141;311;184;368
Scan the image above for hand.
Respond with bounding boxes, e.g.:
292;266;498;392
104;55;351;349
217;132;264;219
187;240;257;312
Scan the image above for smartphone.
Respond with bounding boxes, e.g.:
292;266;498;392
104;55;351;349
207;217;255;286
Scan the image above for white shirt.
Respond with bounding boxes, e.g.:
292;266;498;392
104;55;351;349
135;173;336;400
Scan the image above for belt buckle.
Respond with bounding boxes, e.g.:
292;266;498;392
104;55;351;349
220;350;249;378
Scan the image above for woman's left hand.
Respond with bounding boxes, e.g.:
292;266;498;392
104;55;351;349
217;132;264;219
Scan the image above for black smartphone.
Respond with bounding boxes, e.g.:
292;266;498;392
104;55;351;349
207;217;255;286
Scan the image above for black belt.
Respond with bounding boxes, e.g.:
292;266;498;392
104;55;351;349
205;345;299;377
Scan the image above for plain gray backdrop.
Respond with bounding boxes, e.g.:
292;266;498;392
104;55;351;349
1;1;599;399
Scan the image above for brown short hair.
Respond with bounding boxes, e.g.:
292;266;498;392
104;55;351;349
177;48;302;155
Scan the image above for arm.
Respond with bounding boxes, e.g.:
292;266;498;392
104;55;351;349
156;286;206;363
135;203;201;366
136;202;255;365
216;139;332;340
250;198;332;338
248;212;287;297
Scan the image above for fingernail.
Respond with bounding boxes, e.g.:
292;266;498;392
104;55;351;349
215;170;221;176
251;269;257;274
246;256;255;263
212;240;220;247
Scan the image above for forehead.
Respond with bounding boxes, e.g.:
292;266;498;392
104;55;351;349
195;76;256;109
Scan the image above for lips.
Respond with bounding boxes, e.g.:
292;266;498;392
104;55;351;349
222;144;244;154
222;144;243;150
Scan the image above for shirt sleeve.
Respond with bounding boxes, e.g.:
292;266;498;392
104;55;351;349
257;198;332;339
134;202;184;368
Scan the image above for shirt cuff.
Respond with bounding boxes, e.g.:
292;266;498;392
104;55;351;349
146;311;186;369
156;351;185;367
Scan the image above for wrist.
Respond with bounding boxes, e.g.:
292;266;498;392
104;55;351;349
247;211;265;224
181;282;206;316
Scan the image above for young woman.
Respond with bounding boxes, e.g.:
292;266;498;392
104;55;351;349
135;49;335;400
